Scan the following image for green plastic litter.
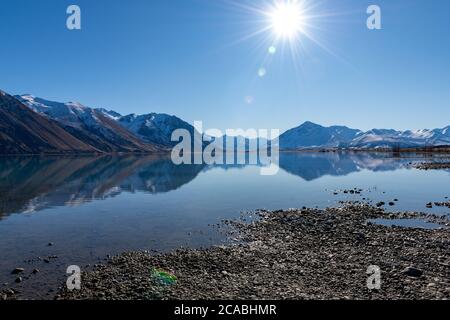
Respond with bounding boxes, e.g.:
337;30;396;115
152;268;177;285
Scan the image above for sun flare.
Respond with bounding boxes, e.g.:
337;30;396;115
223;0;334;76
269;1;305;39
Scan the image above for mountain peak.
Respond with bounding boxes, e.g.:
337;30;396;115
118;111;197;147
299;121;322;128
280;121;362;150
96;108;122;120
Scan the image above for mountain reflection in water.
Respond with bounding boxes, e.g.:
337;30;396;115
0;152;422;218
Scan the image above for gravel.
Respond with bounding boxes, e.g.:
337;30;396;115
56;203;450;300
434;201;450;209
414;162;450;170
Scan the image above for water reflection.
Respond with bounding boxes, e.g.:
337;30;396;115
0;155;205;218
0;152;431;217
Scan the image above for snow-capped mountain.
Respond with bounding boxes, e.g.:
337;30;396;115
0;92;98;154
118;113;200;147
347;127;450;149
16;95;159;153
18;95;91;125
17;94;204;150
279;121;363;149
96;108;122;121
279;121;450;150
18;95;124;130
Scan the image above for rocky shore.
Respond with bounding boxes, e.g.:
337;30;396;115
415;162;450;170
57;203;450;300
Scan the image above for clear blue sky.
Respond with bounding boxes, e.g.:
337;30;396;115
1;0;449;132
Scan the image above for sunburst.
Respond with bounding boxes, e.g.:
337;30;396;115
220;0;340;66
268;0;306;40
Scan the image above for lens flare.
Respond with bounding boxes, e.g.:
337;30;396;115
268;46;277;54
258;68;267;77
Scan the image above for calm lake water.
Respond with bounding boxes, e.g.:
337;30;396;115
0;152;448;298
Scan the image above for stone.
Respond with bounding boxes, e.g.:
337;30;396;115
11;268;25;274
402;266;423;278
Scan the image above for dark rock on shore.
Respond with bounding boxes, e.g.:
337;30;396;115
58;203;450;300
402;266;423;278
11;268;24;275
0;289;18;301
434;201;450;209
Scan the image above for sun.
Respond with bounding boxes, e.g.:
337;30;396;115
223;0;334;75
269;1;305;39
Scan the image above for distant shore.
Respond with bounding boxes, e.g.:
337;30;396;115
54;202;449;300
414;162;450;170
281;146;450;154
1;147;450;157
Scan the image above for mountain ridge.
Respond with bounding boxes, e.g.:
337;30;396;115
16;95;162;153
0;91;100;154
278;122;450;150
0;89;448;154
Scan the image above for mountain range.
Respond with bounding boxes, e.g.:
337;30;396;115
0;89;448;154
278;121;450;149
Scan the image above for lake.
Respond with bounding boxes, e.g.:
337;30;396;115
0;152;448;298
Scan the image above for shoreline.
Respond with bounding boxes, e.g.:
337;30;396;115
1;149;450;158
414;162;450;170
53;203;449;301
